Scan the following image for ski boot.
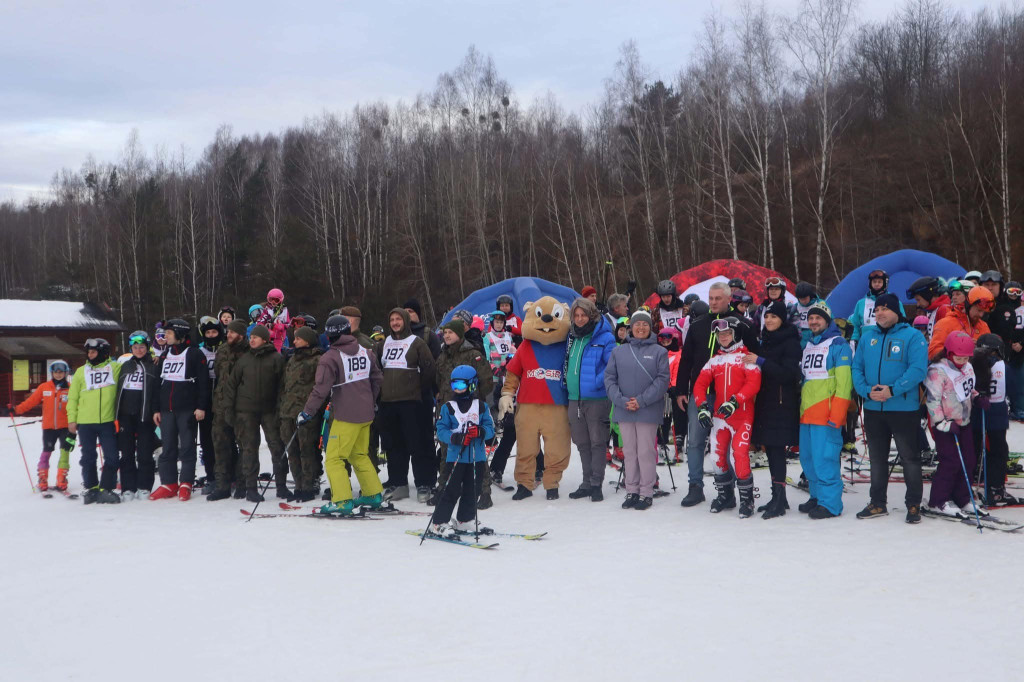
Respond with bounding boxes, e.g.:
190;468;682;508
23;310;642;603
546;488;559;500
737;477;755;518
353;492;383;510
319;500;355;516
148;484;179;500
808;504;837;519
512;485;533;501
798;497;818;513
37;468;49;492
709;474;736;513
622;493;639;509
55;468;69;492
177;483;192;501
476;488;493;510
276;485;292;500
82;488;100;505
233;486;247;500
96;489;121;504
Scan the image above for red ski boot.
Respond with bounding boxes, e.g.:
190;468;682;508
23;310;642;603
55;468;69;491
148;484;179;500
37;468;49;492
177;482;192;501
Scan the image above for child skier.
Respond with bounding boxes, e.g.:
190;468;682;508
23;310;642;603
13;360;72;492
692;317;762;517
259;288;290;352
429;365;495;537
924;331;980;517
971;334;1018;506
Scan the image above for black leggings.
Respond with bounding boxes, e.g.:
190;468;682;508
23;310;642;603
974;427;1009;494
432;461;486;524
765;445;788;484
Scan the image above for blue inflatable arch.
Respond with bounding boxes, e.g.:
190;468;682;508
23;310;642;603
826;249;966;320
440;276;581;325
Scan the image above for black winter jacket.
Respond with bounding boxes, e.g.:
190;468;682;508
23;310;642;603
751;323;802;447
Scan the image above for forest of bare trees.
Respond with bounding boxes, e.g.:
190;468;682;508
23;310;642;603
1;0;1021;329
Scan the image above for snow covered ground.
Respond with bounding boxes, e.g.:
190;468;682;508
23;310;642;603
3;420;1023;682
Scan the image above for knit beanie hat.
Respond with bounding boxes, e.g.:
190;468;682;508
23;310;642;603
581;285;597;298
441;318;466;339
807;302;832;326
250;324;271;342
766;300;789;323
294;326;319;347
402;298;422;318
227;320;248;336
629;310;653;327
874;293;904;320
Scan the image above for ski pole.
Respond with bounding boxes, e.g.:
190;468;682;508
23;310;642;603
663;436;676;491
9;412;36;493
247;427;299;522
953;433;983;533
419;446;463;546
6;419;41;427
982;410;988;501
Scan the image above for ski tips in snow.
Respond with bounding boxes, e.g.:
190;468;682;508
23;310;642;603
406;529;499;549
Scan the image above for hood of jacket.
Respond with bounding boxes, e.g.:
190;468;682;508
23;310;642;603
332;334;362;355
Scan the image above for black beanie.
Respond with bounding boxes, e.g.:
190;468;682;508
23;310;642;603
766;300;789;324
874;293;904;320
402;298;422;318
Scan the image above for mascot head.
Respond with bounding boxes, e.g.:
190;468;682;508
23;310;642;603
521;296;570;345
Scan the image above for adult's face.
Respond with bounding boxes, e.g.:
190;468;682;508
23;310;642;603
586;293;598;304
164;329;180;345
969;305;985;323
442;329;460;346
808;314;827;335
226;330;243;345
293;336;309;349
132;344;148;358
204;328;219;339
390;313;404;332
249;336;265;349
764;312;782;332
983;281;1001;297
949;291;965;307
632;321;651;339
914;294;930;308
499;302;512;315
709;288;730;314
572;308;590;327
612;301;627;316
874;306;898;329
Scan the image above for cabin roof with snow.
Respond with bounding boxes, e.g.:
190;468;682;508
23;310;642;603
0;299;124;331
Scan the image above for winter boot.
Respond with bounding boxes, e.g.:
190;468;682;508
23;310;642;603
568;485;592;499
591;487;604;502
476;488;493;510
737;477;755;518
245;489;265;503
633;495;653;510
808;504;837;519
798;497;819;514
233;486;247;500
546;488;559;500
905;504;922;524
37;468;49;492
512;485;533;501
622;493;639;509
761;483;788;520
353;492;383;509
321;487;331;500
207;488;231;501
295;489;316;503
201;479;216;496
55;468;69;491
276;485;292;500
709;475;736;513
96;489;121;504
82;488;100;505
148;484;179;501
680;483;705;507
177;483;192;501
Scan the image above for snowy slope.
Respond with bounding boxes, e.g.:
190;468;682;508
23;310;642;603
2;420;1022;682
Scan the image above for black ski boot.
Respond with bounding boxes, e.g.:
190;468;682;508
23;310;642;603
568;485;592;499
512;485;533;501
761;482;788;519
82;488;100;505
96;489;121;504
591;487;604;502
737;477;755;518
798;497;819;514
233;486;246;500
276;486;292;500
709;474;736;513
680;483;705;507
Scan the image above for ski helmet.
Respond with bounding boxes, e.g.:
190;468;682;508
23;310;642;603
682;293;701;306
906;276;940;301
944;331;975;358
454;309;474;327
165;318;191;343
328;308;341;318
248;304;262;322
325;315;351;342
218;305;236;321
490;309;507;319
267;288;284;304
731;290;753;305
656;280;676;296
964;270;983;283
975;333;1005;359
795;282;816;300
49;360;70;374
689;300;710;319
981;270;1003;284
867;269;889;294
912;315;929;328
957;278;976;292
199;316;220;334
496;294;514;310
967;286;995;311
128;330;151;348
301;314;317;330
728;278;746;290
83;338;111;363
450;364;479;394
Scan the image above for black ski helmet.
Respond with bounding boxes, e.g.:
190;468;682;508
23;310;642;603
682;293;700;306
301;314;317;330
868;269;889;294
980;270;1003;285
975;333;1004;359
325;315;351;342
728;278;746;290
83;337;111;363
795;282;816;300
656;279;676;296
689;300;710;319
906;276;940;302
165;318;191;343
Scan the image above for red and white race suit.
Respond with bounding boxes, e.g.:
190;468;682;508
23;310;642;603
692;343;762;479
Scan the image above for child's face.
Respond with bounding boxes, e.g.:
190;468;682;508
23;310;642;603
492;317;505;331
718;329;735;347
658;335;672;347
616;328;628;341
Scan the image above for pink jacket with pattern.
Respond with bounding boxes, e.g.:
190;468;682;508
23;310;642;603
923;358;977;428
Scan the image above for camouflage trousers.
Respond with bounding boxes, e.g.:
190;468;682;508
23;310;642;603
280;415;323;492
212;413;243;492
235;412;287;489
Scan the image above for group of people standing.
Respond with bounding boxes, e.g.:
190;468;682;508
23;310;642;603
10;267;1024;534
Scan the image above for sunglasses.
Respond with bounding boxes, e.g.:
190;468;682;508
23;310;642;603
765;277;785;287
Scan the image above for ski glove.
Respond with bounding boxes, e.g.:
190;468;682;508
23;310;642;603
976;396;991;411
716;398;738;419
697;406;713;429
296;411;312;425
460;424;480;446
934;420;960;434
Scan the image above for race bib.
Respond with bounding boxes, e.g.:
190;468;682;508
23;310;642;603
487;331;513;356
991;360;1007;403
200;347;217;379
449;399;481;431
862;298;876;327
341;347;371;383
796;304;812;330
1016;305;1024;330
84;364;115;391
381;335;416;370
927;308;939;338
660;307;684;330
801;340;831;381
161;350;189;382
939;362;975;402
123;367;145;391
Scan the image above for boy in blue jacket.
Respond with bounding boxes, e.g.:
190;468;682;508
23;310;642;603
851;293;929;522
429;365;496;537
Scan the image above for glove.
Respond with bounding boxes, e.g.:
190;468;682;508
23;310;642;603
460;425;480;446
716;398;738;419
697;406;713;429
934;420;961;434
296;411;312;425
976;396;991;410
498;395;515;420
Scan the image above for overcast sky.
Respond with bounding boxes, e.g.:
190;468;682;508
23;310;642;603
1;0;995;204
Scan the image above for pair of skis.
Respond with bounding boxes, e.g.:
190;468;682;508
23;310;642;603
919;507;1023;533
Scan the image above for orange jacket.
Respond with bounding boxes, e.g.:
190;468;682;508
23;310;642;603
15;380;70;430
928;305;990;362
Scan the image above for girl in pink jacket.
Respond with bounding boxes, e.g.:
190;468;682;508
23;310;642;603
260;288;290;352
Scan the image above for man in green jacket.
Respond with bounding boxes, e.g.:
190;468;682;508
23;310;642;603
67;338;122;504
278;326;324;502
208;319;249;500
222;324;287;503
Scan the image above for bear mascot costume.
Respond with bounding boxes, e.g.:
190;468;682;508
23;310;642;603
498;296;571;499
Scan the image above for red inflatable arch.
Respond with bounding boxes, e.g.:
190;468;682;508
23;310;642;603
643;260;796;308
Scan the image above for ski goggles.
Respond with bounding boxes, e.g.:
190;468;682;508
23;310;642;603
974;298;995;312
450;379;473;392
83;338;105;349
764;277;785;288
50;364;69;374
199;315;218;327
155;329;167;343
868;270;887;280
128;331;151;346
1006;286;1022;298
290;317;306;328
711;319;734;333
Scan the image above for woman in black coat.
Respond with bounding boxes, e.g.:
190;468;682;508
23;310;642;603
743;300;802;519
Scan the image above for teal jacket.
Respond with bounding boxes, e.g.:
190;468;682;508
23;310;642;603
850;293;907;343
851;321;927;412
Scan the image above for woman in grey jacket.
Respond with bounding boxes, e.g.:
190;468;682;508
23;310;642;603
604;310;670;510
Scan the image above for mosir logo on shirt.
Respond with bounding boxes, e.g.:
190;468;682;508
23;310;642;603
526;368;562;381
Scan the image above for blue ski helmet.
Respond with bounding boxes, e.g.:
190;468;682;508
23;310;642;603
450;365;478;394
248;304;262;322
